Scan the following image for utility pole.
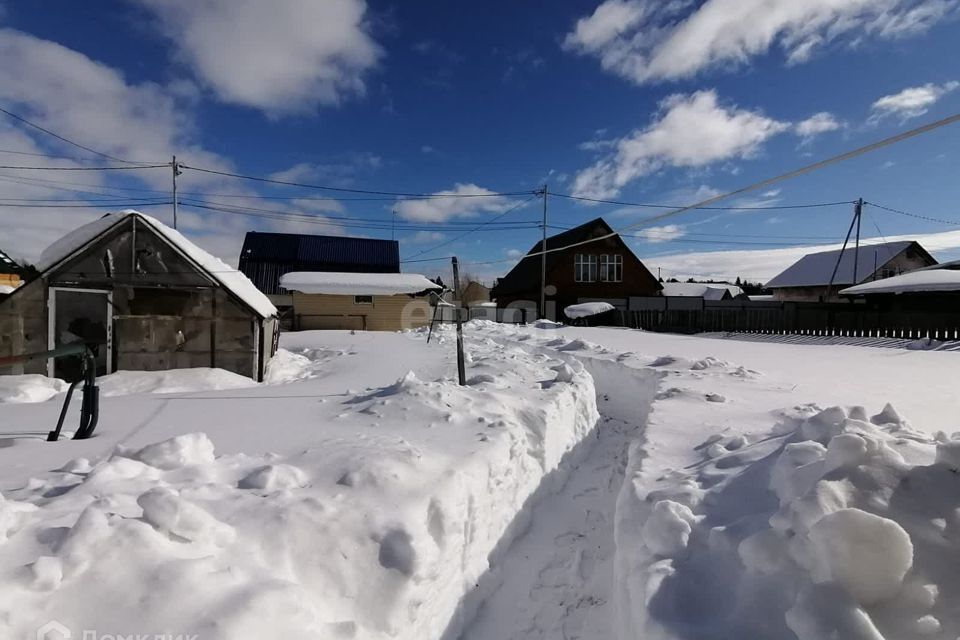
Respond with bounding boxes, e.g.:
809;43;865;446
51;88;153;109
391;208;397;241
852;198;863;285
171;155;182;229
825;200;861;300
451;256;466;386
540;184;548;319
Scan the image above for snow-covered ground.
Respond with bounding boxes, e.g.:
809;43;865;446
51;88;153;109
1;322;958;639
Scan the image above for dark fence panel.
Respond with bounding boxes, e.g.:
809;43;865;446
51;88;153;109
620;296;960;340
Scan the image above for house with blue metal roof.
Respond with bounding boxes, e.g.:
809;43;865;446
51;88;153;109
237;232;400;296
765;240;936;302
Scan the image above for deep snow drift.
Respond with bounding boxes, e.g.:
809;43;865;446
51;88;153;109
1;322;959;640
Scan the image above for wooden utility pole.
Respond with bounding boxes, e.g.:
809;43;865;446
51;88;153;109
171;155;182;229
826;199;862;300
540;184;548;319
451;256;466;385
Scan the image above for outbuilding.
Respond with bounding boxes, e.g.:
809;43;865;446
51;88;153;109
280;271;440;331
0;211;278;381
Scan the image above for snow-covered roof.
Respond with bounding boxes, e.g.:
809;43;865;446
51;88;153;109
280;271;441;295
840;267;960;295
661;282;742;300
765;241;921;289
37;211;277;318
0;284;14;295
564;302;615;319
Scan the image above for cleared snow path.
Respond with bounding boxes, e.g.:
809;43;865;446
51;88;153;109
461;339;659;640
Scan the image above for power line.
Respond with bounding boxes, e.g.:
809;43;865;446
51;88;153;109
0;200;171;209
181;163;538;199
489;111;960;266
0;164;169;171
865;201;960;227
401;194;540;261
550;192;854;211
0;105;160;165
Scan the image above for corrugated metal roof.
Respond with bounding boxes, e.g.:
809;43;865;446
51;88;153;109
238;232;400;294
765;241;927;289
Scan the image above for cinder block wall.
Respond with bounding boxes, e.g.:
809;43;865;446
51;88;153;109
0;279;47;374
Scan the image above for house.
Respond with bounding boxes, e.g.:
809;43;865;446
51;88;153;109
279;271;440;331
765;241;936;302
0;246;23;291
238;231;400;296
491;218;661;318
660;282;744;300
0;211;278;381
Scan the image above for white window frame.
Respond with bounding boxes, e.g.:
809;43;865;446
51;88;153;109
574;254;597;282
599;254;623;282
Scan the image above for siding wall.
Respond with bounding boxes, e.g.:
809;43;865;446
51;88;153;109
292;293;433;331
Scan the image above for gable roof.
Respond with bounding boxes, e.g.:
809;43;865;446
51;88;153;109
239;232;399;270
765;241;934;289
37;211;276;318
494;218;658;296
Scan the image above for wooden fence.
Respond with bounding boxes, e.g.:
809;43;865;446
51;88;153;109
619;297;960;341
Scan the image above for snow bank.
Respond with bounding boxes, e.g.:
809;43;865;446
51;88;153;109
616;403;960;639
98;368;258;396
0;328;600;640
0;374;69;403
564;302;615;319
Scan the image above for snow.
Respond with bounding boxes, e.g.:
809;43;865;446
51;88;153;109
563;301;615;318
841;267;960;295
660;282;743;299
36;210;276;318
1;321;960;639
0;374;68;403
0;284;15;294
766;241;915;288
280;271;441;295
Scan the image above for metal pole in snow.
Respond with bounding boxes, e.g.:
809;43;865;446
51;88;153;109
452;256;466;386
540;185;548;319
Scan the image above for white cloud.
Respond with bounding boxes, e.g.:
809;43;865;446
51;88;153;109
133;0;381;115
572;91;789;199
564;0;957;85
868;81;960;123
646;229;960;282
505;248;524;258
636;224;686;243
394;184;518;223
0;28;354;264
269;153;382;187
795;112;842;139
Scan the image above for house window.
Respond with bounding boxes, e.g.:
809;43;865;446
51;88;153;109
574;254;597;282
354;295;373;304
599;254;623;282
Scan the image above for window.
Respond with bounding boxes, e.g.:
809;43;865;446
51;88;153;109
600;254;623;282
354;295;373;304
574;254;597;282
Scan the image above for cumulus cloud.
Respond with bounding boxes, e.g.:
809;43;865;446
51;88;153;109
133;0;381;115
636;224;686;243
868;81;960;123
394;184;518;223
404;230;446;244
571;91;789;199
564;0;957;85
795;112;842;139
0;28;350;264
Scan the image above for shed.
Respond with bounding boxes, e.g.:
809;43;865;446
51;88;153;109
238;232;400;295
660;282;744;300
280;271;440;331
0;211;278;381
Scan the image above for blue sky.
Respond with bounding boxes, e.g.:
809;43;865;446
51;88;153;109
1;0;959;284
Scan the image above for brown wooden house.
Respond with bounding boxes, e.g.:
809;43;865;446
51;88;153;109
491;218;661;319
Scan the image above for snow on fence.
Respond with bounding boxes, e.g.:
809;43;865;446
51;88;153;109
617;297;960;341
